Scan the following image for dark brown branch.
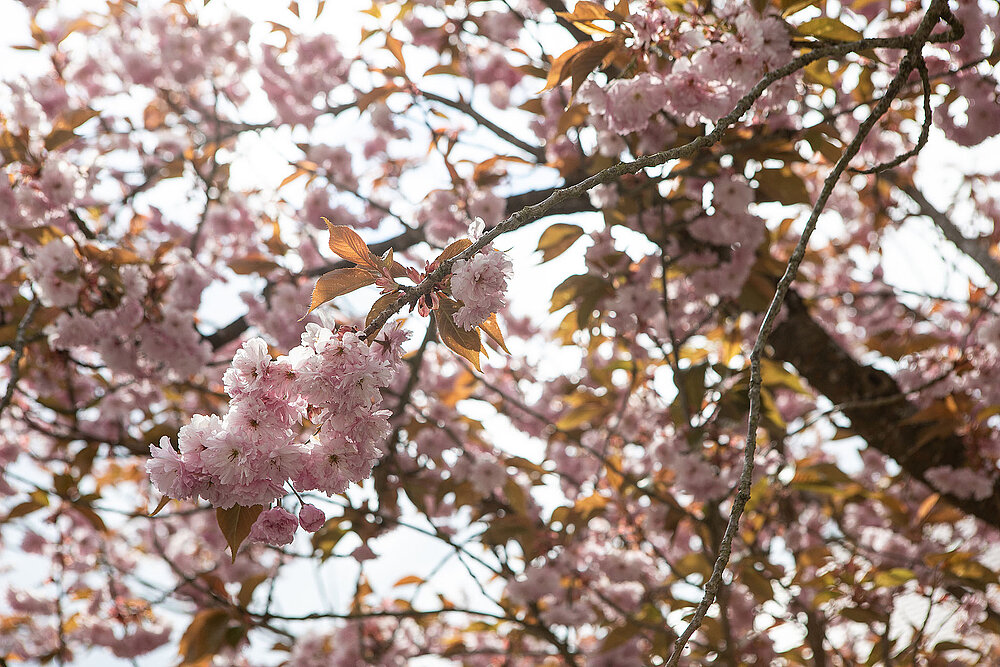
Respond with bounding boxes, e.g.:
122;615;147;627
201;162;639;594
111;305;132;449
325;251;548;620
770;291;1000;529
418;90;546;161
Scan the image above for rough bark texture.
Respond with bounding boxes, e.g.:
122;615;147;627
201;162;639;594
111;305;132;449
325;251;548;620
770;291;1000;528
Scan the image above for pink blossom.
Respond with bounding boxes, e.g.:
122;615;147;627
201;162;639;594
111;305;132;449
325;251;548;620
450;247;512;330
925;466;994;500
604;73;669;135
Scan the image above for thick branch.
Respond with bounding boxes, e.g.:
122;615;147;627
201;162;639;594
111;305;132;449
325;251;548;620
770;291;1000;528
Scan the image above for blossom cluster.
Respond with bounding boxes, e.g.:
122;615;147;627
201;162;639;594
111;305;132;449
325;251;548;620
450;246;513;330
147;324;404;542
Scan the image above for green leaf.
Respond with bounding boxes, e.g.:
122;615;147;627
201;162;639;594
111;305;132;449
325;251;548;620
216;504;263;562
872;568;915;589
536;223;584;262
306;267;375;315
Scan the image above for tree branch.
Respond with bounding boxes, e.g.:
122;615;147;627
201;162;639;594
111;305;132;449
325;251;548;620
770;291;1000;529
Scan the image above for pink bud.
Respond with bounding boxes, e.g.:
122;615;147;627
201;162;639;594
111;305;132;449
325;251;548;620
298;503;326;532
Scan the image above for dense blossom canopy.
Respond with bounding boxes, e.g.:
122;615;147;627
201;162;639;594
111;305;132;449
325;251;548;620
2;0;1000;665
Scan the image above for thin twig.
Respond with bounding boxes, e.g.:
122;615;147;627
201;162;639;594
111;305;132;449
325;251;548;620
664;3;956;664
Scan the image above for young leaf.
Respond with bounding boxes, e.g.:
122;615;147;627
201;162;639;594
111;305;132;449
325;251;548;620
306;267;376;315
149;495;171;517
323;219;378;269
436;299;483;371
436;238;473;264
796;17;863;43
479;313;510;354
540;38;617;96
536;223;584;262
216;504;263;562
365;290;404;339
555;1;611;22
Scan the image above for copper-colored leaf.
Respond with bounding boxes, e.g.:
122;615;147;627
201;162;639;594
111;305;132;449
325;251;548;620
555;1;611;22
216;504;264;562
479;313;510;354
540;38;617;96
436;238;473;264
365;290;404;339
178;609;231;665
237;573;269;609
307;267;376;315
278;167;308;189
323;219;378;268
149;495;171;517
385;34;405;69
536;223;584;262
80;244;144;266
796;16;863;43
393;575;425;587
228;254;282;276
44;108;99;152
436;299;483;371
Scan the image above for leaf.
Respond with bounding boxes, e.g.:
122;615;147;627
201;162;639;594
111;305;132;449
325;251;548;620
365;290;404;338
755;167;811;206
323;219;378;269
385;34;405;69
872;568;915;589
536;223;584;262
306;267;376;315
555;1;611;22
227;254;282;276
237;573;269;608
216;504;263;562
393;575;424;587
840;607;884;625
44;108;100;152
796;17;863;43
278;167;309;189
178;609;231;665
435;300;483;371
79;244;143;266
479;313;510;354
436;238;473;264
540;38;617;96
149;495;171;517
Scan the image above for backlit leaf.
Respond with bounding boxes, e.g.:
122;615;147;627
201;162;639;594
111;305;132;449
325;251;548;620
479;313;510;354
179;609;231;665
307;267;376;315
323;219;378;268
436;299;483;371
797;17;863;43
436;238;473;264
536;223;584;262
